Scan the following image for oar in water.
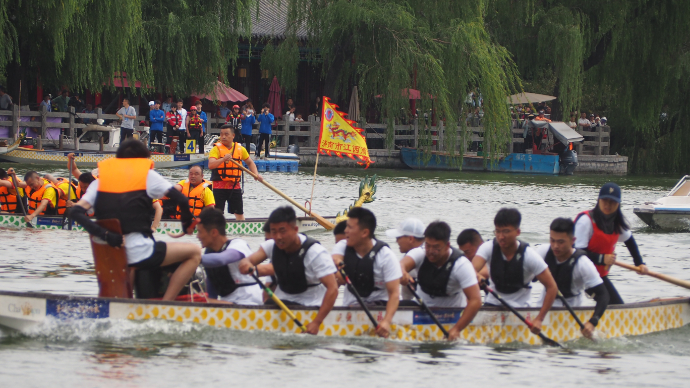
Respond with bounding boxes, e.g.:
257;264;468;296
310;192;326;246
249;268;308;333
9;172;33;228
614;261;690;290
406;283;449;338
482;284;564;348
228;159;335;230
336;262;380;330
556;291;596;342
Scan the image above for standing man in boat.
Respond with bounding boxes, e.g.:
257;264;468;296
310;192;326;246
471;208;558;334
171;165;215;218
332;208;402;338
536;217;610;339
68;139;202;301
0;168;26;213
386;218;426;301
238;206;339;334
399;221;482;340
196;208;263;305
574;182;648;304
23;171;61;221
208;124;262;220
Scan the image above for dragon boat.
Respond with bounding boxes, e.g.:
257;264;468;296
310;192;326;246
0;290;687;345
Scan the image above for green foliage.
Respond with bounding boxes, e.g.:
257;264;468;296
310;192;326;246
260;37;301;93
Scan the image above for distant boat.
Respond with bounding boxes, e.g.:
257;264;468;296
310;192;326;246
0;137;21;155
634;175;690;231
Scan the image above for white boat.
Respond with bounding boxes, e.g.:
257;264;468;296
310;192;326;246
634;175;690;231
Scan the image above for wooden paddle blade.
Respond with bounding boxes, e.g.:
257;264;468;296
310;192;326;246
89;219;132;298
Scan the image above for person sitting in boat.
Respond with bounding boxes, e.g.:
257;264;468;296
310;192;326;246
68;139;202;301
535;217;610;339
23;171;61;221
333;220;347;243
0;168;27;214
386;218;425;302
66;153;98;195
170;165;215;219
399;221;482;341
332;208;402;338
44;174;79;215
208;124;262;221
196;208;263;305
238;206;338;335
574;182;648;305
457;228;490;281
471;208;558;334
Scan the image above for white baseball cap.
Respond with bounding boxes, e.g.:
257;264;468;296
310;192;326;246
148;100;155;106
385;218;426;239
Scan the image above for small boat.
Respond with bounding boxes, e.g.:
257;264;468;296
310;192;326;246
634;175;690;231
0;137;21;155
0;290;686;344
0;213;336;235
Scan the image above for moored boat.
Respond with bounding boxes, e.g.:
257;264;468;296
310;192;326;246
0;290;687;344
634;175;690;231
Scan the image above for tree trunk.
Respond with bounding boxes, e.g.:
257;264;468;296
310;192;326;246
551;77;562;121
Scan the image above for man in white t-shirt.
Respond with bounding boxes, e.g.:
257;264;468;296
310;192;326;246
577;112;591;130
472;208;558;334
332;208;401;338
400;221;481;341
68;140;202;301
386;218;425;302
238;206;338;334
116;98;137;143
535;217;610;339
176;99;188;153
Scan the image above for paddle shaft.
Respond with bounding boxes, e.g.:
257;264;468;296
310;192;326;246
614;261;690;290
228;159;335;230
337;263;379;329
9;172;32;228
62;159;73;230
406;283;449;338
557;292;585;329
250;269;308;333
483;285;564;348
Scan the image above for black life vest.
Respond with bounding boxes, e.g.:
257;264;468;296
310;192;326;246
203;240;257;297
272;236;321;294
490;239;531;294
417;247;463;297
544;248;586;298
342;239;389;298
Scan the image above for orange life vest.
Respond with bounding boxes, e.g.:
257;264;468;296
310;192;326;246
55;177;79;215
188;114;203;131
26;181;59;216
0;178;21;213
174;179;210;219
210;143;243;183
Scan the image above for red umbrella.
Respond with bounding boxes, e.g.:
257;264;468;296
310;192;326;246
192;80;248;102
267;76;282;119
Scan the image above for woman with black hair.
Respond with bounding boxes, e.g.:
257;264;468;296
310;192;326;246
574;182;649;304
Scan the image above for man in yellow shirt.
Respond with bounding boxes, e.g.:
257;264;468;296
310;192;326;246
23;171;60;221
172;165;216;218
208;124;262;220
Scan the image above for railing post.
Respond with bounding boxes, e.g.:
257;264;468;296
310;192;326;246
69;107;77;151
413;118;418;148
39;106;47;150
309;115;319;148
282;120;289;148
11;105;18;138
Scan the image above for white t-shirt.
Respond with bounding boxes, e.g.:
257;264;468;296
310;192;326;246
578;118;591;127
117;106;136;129
211;239;263;305
260;234;337;306
475;240;548;307
573;212;632;249
534;245;603;307
81;170;172;264
406;246;478;308
332;239;402;306
400;243;424;300
178;108;187;130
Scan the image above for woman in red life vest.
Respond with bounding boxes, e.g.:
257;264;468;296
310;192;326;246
574;182;649;304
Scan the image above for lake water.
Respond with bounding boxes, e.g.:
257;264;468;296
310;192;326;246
1;166;690;387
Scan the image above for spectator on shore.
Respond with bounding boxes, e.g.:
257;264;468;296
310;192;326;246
589;114;598;129
116;98;137;143
256;103;274;159
52;90;70;112
243;101;255;116
0;86;13;111
578;112;591;130
295;114;304;122
39;95;51;112
218;101;230;120
166;104;182;149
149;100;165;145
285;106;296;121
286;98;294;111
82;104;95;127
545;106;552;116
162;96;173;114
194;100;207;153
226;104;244;143
313;96;321;117
240;104;256;153
177;99;188;153
568;114;577;129
68;93;85;114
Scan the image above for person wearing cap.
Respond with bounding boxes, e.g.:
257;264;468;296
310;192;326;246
225;104;244;143
574;182;648;305
399;221;482;341
186;106;203;153
165;104;182;150
149;100;165;146
386;218;425;301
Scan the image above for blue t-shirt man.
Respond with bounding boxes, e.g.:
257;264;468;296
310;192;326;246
149;107;165;132
241;113;256;136
256;111;275;134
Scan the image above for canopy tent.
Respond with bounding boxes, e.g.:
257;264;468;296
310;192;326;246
530;120;584;145
192;80;248;102
507;92;557;105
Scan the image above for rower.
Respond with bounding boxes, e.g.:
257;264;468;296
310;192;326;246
385;218;425;302
68;139;202;301
333;220;347;243
238;206;338;334
574;182;648;304
471;208;558;334
23;171;61;221
208;124;262;220
0;168;26;213
66;153;97;204
44;174;78;215
332;208;402;338
457;228;488;279
171;165;215;218
535;218;609;339
196;208;263;305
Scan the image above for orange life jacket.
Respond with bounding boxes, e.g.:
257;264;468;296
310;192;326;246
0;178;22;213
55;177;79;215
26;181;59;216
174;179;210;219
210;143;243;183
188;114;203;131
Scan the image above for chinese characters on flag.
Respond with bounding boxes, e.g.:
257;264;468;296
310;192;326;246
318;96;372;167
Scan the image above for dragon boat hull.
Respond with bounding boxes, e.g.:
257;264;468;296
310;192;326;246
0;290;687;344
0;214;336;235
0;137;21;155
0;147;208;168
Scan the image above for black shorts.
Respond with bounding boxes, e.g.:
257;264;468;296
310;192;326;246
129;241;167;269
214;188;243;215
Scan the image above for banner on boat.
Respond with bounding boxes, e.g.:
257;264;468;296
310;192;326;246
318;96;372;167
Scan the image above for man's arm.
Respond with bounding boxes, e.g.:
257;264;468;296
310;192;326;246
472;255;488;283
68;200;123;247
66;154;82;178
532;268;557;334
331;253;345;285
115;109;123;120
376;279;400;338
305;273;338;335
25;198;50;221
0;180;12;188
399;255;416;286
151;201;163;231
448;284;482;341
208;157;222;170
582;283;610;339
238;247;269;274
202;249;245;268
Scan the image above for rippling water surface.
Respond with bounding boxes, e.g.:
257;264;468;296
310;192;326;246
2;166;690;386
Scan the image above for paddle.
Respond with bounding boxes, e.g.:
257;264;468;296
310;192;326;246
9;172;33;228
614;261;690;290
556;291;586;330
337;262;380;330
62;159;73;230
406;283;449;338
481;284;564;348
227;159;335;230
249;267;308;333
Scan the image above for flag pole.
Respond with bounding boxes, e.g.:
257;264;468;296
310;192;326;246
307;96;326;215
308;153;319;214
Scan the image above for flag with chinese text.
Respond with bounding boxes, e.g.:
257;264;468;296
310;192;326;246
318;96;372;167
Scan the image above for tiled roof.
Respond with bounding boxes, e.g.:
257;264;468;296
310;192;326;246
251;0;309;40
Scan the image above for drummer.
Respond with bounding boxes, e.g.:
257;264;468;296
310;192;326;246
574;182;648;304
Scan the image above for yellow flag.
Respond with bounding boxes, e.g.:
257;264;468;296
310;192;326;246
318;97;372;167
